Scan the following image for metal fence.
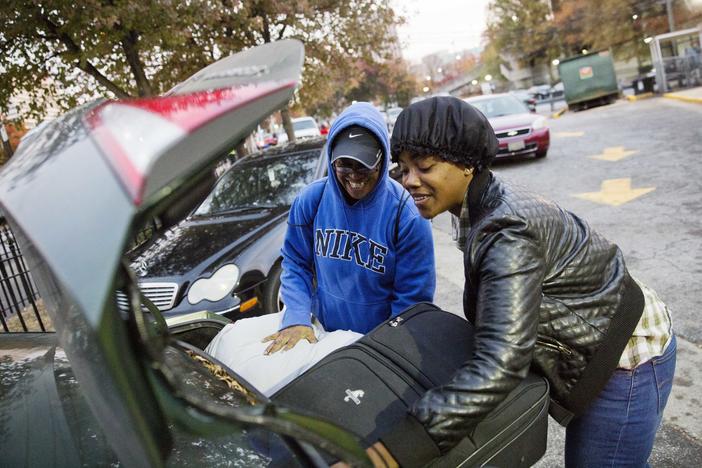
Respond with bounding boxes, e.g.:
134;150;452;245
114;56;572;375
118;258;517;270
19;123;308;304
657;53;702;91
649;27;702;93
0;214;164;333
0;219;49;333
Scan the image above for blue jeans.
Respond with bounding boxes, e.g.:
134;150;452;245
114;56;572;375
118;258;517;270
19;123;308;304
565;335;677;467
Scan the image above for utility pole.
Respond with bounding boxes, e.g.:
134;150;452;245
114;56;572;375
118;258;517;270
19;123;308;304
0;121;13;162
666;0;675;32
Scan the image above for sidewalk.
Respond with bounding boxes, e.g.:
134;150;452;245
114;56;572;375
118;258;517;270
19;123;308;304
588;87;702;106
536;87;702;115
663;86;702;104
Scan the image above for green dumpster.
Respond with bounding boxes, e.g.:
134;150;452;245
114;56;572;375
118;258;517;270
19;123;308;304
558;51;619;110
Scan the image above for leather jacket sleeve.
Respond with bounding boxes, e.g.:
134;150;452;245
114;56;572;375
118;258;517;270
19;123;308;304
411;217;546;451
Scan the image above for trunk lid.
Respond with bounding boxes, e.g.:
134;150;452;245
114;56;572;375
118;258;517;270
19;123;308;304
0;40;356;467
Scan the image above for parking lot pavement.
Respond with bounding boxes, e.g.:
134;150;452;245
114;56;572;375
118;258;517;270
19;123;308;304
431;221;702;466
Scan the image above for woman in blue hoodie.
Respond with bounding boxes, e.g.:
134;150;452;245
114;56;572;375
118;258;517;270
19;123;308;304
263;103;436;354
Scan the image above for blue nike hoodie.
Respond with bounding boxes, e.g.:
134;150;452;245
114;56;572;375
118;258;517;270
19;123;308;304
279;102;436;333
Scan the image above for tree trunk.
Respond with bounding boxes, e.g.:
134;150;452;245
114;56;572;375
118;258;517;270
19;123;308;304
281;106;295;142
235;139;249;159
40;14;131;98
0;122;13;162
121;31;153;97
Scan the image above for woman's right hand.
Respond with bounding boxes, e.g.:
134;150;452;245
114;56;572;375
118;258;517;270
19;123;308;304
262;325;317;355
331;441;399;468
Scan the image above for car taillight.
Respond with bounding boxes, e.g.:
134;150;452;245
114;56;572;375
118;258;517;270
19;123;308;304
86;82;294;205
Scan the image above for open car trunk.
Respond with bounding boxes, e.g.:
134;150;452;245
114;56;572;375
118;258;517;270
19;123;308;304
0;39;370;467
1;38;549;468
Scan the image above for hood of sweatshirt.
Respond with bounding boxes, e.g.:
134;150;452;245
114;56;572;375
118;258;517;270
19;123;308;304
326;102;390;209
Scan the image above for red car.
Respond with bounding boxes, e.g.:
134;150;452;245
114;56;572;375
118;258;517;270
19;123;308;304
465;93;550;159
256;133;279;150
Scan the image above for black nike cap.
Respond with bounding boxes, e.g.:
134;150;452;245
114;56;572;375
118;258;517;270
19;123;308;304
331;125;383;169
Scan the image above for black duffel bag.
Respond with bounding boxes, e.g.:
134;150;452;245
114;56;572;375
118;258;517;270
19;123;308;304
273;303;549;467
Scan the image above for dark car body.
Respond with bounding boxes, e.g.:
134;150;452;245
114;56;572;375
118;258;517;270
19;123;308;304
125;138;326;320
465;93;550;160
0;39;372;467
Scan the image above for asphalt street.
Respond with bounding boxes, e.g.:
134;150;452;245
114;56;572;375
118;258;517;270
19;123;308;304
430;96;702;467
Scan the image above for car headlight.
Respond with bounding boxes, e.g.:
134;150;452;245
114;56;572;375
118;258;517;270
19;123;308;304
532;116;548;130
187;264;239;304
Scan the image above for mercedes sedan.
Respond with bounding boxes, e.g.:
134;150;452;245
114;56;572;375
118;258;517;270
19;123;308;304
124;138;326;319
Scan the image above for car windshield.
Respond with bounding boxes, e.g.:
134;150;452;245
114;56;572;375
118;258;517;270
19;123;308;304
293;119;316;131
193;150;320;216
469;96;529;118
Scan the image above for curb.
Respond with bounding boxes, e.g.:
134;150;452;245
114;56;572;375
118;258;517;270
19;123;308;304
625;92;653;102
663;93;702;105
550;107;567;119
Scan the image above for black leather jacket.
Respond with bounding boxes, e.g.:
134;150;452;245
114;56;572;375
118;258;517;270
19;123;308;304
412;171;644;452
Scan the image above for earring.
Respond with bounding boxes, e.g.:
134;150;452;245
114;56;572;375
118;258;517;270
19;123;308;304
464;168;472;177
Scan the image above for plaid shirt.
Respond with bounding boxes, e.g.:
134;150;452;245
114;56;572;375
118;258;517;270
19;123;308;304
617;278;673;369
452;191;672;371
452;190;471;253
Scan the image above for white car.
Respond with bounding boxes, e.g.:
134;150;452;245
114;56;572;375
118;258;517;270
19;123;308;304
386;107;403;132
291;116;321;139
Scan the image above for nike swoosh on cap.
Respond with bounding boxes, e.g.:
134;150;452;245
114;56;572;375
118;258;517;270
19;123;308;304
348;132;363;138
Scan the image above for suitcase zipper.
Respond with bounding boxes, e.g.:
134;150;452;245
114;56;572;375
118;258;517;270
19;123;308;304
385;302;443;328
388;316;404;327
351;344;429;395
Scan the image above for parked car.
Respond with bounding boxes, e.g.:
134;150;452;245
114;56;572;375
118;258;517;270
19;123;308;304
385;106;403;133
377;108;388;127
550;81;564;99
527;84;552;101
465;93;550;160
0;40;547;467
124;137;326;320
509;89;537;112
255;132;279;149
291;116;321;139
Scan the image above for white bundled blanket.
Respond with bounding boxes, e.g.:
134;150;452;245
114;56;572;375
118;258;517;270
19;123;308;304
205;311;362;396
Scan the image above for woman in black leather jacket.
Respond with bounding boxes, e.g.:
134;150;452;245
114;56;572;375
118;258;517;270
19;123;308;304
380;96;675;468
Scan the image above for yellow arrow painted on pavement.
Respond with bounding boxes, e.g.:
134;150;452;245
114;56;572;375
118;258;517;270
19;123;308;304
573;178;655;206
590;146;638;162
553;131;584;137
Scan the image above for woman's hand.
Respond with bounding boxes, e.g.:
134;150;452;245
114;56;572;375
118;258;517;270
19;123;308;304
331;442;398;468
262;325;317;355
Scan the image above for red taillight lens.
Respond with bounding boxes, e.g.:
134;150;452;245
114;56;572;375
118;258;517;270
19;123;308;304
86;82;294;205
